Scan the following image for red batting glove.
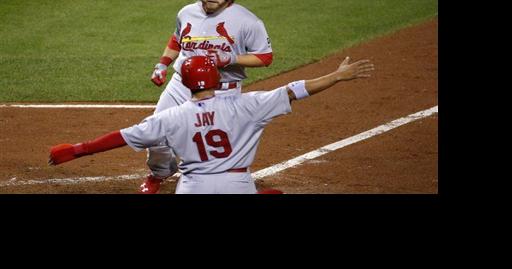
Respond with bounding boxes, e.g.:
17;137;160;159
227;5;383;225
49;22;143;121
207;49;237;68
48;143;86;166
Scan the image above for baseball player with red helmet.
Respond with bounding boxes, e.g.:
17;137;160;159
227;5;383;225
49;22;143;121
49;55;374;194
144;0;274;193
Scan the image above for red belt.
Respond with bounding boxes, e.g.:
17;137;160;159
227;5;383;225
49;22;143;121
227;167;248;173
219;82;239;90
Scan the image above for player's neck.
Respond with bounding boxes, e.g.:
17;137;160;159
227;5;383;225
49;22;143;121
202;1;231;15
192;89;216;101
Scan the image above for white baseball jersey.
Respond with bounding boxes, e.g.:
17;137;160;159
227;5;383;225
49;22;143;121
120;87;291;176
168;2;272;97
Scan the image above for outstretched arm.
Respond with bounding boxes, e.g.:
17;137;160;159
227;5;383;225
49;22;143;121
49;112;170;166
287;57;375;101
48;131;127;166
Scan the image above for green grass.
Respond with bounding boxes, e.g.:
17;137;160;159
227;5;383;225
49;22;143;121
0;0;437;102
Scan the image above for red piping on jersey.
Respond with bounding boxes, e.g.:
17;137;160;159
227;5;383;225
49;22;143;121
253;52;273;67
167;34;181;51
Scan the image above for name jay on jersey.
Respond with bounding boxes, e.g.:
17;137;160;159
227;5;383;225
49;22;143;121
195;111;216;127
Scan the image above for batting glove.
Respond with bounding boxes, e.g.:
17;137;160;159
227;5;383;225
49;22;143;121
207;49;237;68
48;143;87;165
151;63;168;87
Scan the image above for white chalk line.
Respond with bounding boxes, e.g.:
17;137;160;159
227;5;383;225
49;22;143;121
1;174;146;187
251;106;438;179
0;173;182;187
0;104;156;109
0;106;437;188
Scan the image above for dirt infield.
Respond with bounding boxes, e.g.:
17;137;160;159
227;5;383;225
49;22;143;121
0;19;438;194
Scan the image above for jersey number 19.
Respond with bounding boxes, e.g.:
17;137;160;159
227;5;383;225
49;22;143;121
192;130;233;161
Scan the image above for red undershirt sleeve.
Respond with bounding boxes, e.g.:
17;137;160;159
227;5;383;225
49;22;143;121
253;52;273;67
167;34;181;51
74;131;127;157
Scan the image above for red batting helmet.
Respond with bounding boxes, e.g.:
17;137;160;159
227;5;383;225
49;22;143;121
181;56;220;92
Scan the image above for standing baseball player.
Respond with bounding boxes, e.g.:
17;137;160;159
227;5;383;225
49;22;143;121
145;0;274;193
48;55;374;194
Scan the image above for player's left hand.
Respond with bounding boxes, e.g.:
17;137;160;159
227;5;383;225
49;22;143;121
335;57;375;81
207;49;237;68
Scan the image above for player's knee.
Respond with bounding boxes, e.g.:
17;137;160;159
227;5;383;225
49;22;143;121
147;147;179;178
169;158;179;174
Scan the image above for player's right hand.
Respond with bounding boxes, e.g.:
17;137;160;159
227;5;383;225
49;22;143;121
48;144;81;165
151;63;168;87
207;49;236;68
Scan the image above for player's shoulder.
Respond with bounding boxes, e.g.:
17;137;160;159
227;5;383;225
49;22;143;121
152;105;178;122
239;88;284;104
154;102;193;129
241;90;266;98
243;87;287;98
228;4;263;23
154;102;190;120
175;100;196;113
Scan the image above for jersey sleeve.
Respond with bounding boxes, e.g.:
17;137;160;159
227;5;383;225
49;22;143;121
174;16;182;41
120;110;172;152
244;20;272;54
243;87;292;127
